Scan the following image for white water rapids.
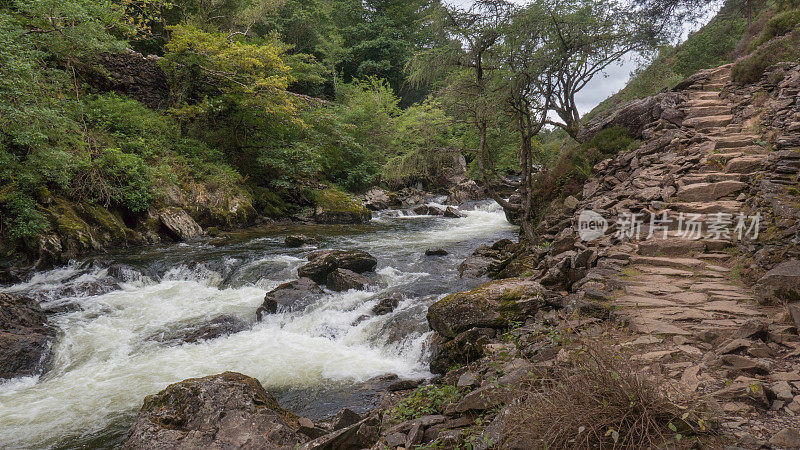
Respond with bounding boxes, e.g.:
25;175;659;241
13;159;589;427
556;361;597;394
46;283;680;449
0;201;516;448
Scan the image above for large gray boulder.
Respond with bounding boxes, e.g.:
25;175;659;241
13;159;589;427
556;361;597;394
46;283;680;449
257;278;324;319
578;91;686;142
755;260;800;304
0;293;54;380
297;250;378;284
158;207;203;241
123;372;302;449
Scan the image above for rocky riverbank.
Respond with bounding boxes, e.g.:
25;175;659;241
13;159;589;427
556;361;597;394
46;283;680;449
118;61;800;449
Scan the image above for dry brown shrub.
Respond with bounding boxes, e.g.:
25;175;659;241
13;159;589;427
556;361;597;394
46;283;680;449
502;344;710;449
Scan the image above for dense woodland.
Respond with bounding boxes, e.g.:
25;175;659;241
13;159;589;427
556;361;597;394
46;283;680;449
1;0;799;256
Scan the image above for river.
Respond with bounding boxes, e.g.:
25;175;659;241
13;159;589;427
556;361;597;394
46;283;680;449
0;200;516;448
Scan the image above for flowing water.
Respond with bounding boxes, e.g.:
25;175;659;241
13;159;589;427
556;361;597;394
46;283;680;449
0;200;516;449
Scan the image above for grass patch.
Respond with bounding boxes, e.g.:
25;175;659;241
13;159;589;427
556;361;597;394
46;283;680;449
502;344;711;448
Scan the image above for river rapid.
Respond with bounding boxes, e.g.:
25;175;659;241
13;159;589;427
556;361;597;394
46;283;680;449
0;200;517;449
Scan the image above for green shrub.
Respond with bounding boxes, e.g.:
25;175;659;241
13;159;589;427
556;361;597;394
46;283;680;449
0;192;49;240
673;16;747;78
584;126;637;156
733;29;800;83
72;148;153;212
748;9;800;50
384;384;461;425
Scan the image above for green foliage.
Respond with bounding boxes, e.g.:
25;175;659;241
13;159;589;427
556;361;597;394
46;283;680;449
584;127;638;156
384;384;461;425
748;8;800;50
529;127;638;213
384;101;462;188
72;148;153;211
733;27;800;83
672;16;747;77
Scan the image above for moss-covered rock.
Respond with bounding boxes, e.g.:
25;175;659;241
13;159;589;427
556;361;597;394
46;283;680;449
427;278;545;339
39;198;144;262
311;188;372;224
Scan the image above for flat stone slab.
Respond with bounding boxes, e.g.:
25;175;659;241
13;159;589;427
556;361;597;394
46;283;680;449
670;201;743;215
632;256;707;270
676;181;747;202
637;266;696;277
630;317;692;335
683;115;733;130
725;156;764;174
617;295;680;308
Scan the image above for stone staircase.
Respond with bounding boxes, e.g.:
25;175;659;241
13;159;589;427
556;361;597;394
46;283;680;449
605;66;799;443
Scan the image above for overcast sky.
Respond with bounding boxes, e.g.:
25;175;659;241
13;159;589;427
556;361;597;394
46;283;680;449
443;0;721;114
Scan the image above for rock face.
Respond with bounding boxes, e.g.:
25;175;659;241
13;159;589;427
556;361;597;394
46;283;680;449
578;91;686;141
0;293;54;380
448;180;485;205
326;268;372;292
122;372;301;450
257;278;323;319
158;207;204;241
89;51;170;109
297;250;378;284
755;260;800;304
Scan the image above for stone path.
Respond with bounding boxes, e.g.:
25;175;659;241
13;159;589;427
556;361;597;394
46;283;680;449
606;65;800;445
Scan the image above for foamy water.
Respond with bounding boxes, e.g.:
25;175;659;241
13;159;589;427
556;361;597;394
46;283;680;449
0;201;516;448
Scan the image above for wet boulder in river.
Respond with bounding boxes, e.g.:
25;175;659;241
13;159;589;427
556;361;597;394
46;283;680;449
122;372;303;450
158;315;250;344
425;248;449;256
257;278;323;319
372;293;403;315
444;206;464;218
297;250;378;284
326;268;372;292
284;235;317;248
0;293;55;380
413;205;445;216
362;188;400;211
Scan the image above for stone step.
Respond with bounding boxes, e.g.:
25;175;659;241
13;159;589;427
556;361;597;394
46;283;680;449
712;136;759;150
631;255;708;271
675;180;747;202
690;91;721;100
637;238;707;257
670;201;743;215
704;83;726;91
712;144;765;155
686;99;727;108
683;115;733;130
725;155;765;173
706;152;745;166
679;172;743;185
685;106;732;119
